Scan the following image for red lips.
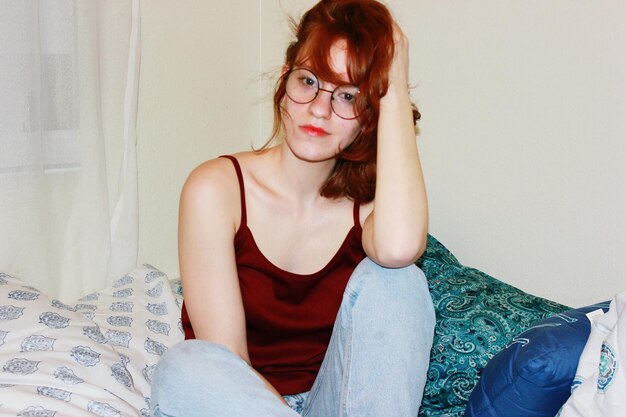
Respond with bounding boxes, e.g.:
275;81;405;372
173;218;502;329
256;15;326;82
300;125;330;137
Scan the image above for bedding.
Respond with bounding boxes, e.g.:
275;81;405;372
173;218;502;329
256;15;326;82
0;236;573;416
0;266;183;416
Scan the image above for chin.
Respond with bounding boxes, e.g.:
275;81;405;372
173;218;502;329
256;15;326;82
294;149;338;163
284;137;339;162
289;144;339;163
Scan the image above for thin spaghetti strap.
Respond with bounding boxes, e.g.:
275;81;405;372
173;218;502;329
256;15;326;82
219;155;247;227
353;201;361;228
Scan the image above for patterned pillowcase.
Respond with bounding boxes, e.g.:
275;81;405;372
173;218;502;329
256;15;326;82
416;235;571;417
0;265;184;417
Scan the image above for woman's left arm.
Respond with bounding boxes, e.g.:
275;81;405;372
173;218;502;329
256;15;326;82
362;23;428;267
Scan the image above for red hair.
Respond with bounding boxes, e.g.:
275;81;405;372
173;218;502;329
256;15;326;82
267;0;420;203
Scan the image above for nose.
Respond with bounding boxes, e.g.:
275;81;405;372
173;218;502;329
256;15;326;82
308;88;333;119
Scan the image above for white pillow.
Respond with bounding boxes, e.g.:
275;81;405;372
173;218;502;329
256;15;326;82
0;266;184;416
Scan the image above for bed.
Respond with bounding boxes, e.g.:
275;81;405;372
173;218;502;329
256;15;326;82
0;235;609;416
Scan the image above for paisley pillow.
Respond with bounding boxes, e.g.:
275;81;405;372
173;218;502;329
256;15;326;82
416;235;570;417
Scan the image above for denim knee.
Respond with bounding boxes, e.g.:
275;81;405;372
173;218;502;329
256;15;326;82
325;259;435;417
150;340;249;413
150;340;298;417
152;340;236;384
346;258;435;327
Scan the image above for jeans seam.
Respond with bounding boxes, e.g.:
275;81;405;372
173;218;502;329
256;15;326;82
339;311;353;417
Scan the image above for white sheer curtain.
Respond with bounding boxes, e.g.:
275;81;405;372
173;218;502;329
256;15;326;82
0;0;140;302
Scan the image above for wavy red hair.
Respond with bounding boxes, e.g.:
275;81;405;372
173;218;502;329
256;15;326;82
266;0;420;203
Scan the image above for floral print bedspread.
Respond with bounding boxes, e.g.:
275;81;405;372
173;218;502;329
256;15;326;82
0;266;184;416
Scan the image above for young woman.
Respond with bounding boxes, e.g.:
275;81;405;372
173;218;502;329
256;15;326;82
150;1;435;416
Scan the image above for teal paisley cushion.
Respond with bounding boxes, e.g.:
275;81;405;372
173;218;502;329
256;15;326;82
416;235;570;417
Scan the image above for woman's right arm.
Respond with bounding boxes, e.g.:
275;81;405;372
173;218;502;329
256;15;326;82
178;159;249;360
178;158;287;403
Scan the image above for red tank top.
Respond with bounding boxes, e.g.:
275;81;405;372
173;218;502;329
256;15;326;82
181;155;366;395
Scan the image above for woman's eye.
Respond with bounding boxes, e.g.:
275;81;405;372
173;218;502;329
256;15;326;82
336;90;357;103
339;92;354;102
301;77;316;87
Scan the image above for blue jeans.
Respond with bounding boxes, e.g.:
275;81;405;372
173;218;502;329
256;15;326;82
150;258;435;417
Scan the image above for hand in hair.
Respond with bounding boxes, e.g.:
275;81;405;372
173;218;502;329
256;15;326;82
381;21;411;106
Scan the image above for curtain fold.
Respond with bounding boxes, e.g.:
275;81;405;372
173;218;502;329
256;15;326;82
0;0;140;302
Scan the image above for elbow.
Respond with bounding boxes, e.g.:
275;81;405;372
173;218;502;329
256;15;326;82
373;235;427;268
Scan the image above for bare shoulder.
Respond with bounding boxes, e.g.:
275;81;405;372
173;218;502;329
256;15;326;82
180;155;244;232
184;151;258;188
185;156;228;185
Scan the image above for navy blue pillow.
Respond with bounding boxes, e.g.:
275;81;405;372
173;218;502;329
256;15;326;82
465;301;610;417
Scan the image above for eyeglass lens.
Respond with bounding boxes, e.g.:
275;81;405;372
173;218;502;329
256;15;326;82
285;68;362;120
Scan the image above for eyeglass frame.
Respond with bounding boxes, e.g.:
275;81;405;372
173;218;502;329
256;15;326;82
283;67;366;120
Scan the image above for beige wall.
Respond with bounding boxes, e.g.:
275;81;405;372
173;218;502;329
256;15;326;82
138;1;626;307
138;0;261;278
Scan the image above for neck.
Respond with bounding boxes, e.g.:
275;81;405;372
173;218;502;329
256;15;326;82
266;143;336;206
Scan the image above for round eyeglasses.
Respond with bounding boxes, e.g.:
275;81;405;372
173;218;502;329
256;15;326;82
284;68;366;120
